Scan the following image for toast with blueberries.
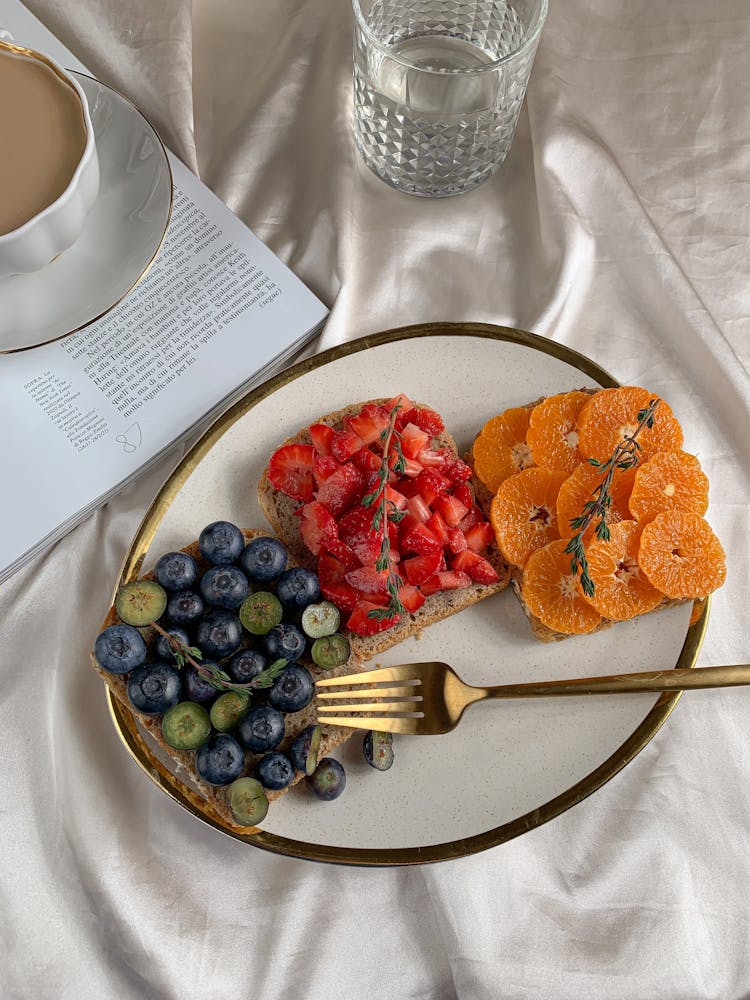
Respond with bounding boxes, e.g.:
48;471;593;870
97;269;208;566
92;528;365;828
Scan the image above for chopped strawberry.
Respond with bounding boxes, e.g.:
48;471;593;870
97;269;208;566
401;406;444;438
433;494;469;527
400;423;430;459
345;566;390;594
459;506;483;531
417;447;453;468
420;570;472;595
403;549;442;586
298;501;338;556
414;469;451;506
406;495;431;523
398;457;424;478
453;549;500;584
398;582;425;613
321;579;361;613
323;538;360;571
330;429;364;463
347;404;390;446
384;393;414;416
347;601;401;636
426;510;450;546
393;476;420;498
452;482;474;508
268;443;316;502
385;485;408;510
464;522;494;554
317;551;347;583
313;454;340;485
401;520;442;556
338;506;382;565
316;463;365;517
309;423;334;456
352;448;381;473
448;527;468;554
445;458;473;483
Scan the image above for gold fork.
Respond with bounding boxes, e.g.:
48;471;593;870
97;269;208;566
315;662;750;735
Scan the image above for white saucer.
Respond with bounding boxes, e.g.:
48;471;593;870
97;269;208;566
0;72;173;353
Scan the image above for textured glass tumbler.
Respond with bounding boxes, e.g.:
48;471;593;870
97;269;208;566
352;0;547;197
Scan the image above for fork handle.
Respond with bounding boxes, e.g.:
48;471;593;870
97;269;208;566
477;664;750;699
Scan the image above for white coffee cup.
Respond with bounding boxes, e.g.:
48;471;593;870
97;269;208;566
0;37;100;278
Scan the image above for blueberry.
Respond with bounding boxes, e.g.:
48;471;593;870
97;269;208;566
184;663;219;703
239;537;288;582
167;590;204;627
290;725;322;776
200;565;249;610
154;551;198;591
255;752;294;791
307;758;346;800
268;664;314;713
276;567;321;611
195;611;243;659
199;521;244;565
237;705;285;753
363;730;394;771
127;661;182;715
262;623;306;663
155;626;190;662
94;624;147;675
228;648;268;684
195;733;245;786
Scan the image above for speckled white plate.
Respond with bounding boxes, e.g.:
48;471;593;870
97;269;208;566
106;324;707;865
0;72;172;353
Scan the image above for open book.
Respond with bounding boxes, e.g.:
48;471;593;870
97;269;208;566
0;0;328;584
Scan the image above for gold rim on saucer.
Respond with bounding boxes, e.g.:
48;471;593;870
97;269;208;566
105;323;709;866
0;70;173;355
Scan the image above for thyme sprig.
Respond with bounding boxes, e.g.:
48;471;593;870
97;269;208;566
361;404;407;622
565;398;660;598
150;620;287;694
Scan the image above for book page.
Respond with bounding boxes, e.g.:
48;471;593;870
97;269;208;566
0;1;328;581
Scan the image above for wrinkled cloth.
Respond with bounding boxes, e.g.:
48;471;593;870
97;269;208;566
2;1;749;998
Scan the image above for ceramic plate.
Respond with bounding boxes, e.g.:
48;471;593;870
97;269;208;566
0;72;172;353
105;324;707;865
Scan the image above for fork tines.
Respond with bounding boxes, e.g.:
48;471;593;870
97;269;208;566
315;666;424;723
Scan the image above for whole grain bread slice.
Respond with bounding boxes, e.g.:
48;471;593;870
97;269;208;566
467;389;692;642
91;530;373;829
257;399;511;662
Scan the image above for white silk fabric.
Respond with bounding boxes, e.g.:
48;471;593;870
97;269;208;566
2;1;749;997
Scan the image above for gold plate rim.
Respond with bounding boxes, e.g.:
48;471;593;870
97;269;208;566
0;70;174;355
104;322;709;866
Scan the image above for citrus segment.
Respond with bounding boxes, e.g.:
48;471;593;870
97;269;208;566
556;463;637;540
638;511;726;599
489;468;568;567
584;521;664;620
628;450;709;522
527;390;590;474
578;387;683;463
522;540;602;635
472;407;533;493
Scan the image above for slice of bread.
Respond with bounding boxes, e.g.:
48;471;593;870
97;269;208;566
257;399;511;663
467;391;691;642
91;530;373;829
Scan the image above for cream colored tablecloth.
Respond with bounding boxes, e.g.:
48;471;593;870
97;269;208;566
3;2;749;997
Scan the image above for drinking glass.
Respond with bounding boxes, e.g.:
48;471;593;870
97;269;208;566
352;0;547;197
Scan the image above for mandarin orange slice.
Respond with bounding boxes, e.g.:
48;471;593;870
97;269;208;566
556;463;636;540
522;539;602;635
628;450;709;522
527;390;590;474
578;386;683;463
584;521;664;620
489;468;568;567
472;407;533;493
638;511;726;599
